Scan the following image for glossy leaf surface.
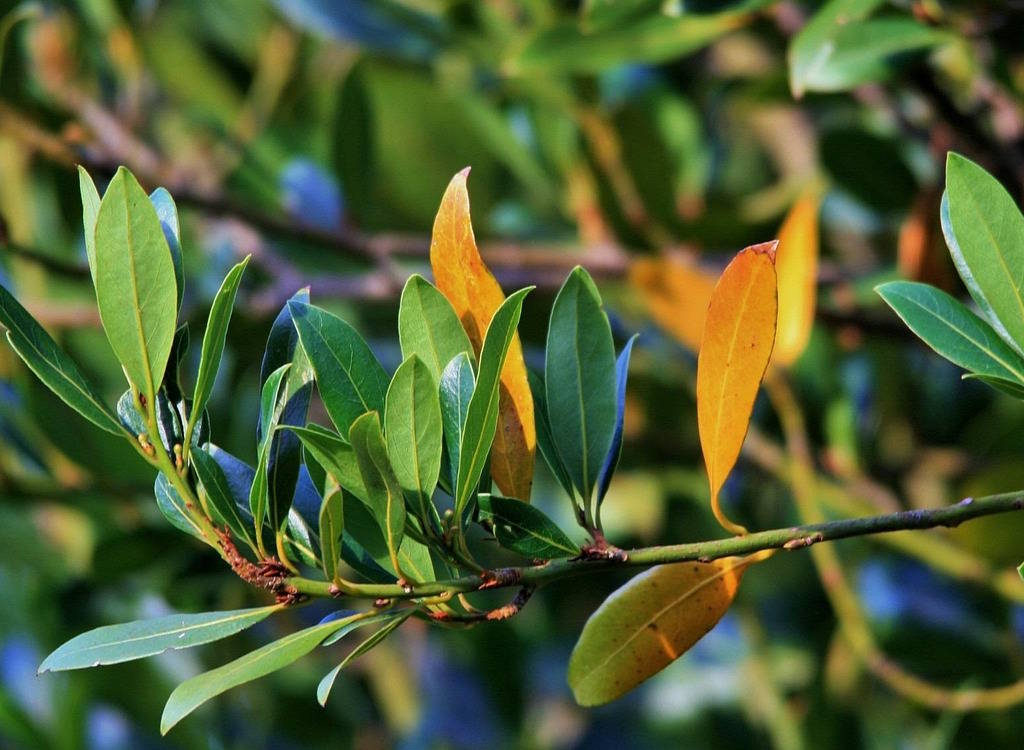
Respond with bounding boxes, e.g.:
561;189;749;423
596;335;638;505
478;494;579;559
397;274;474;382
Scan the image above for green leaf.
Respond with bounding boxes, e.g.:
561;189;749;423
0;283;122;435
439;352;475;491
568;558;750;706
190;257;249;431
160;614;354;734
290;301;389;438
397;274;474;383
78;166;100;284
93;167;178;407
789;1;947;97
385;355;442;529
316;610;413;706
478;494;579;559
943;153;1024;356
154;474;204;541
455;288;532;519
545;267;617;504
39;605;280;672
148;187;184;310
876;281;1024;387
251;364;291;531
192;447;258;553
319;488;343;581
596;335;638;505
289;424;368;504
1018;561;1024;582
349;412;407;579
962;374;1024;400
527;370;576;500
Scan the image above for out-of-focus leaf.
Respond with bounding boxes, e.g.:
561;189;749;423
319;487;343;581
821;127;917;213
385;355;442;529
93;167;177;407
696;243;778;535
943;153;1024;357
154;474;204;541
192;447;258;553
596;335;638;505
567;557;752;706
148;187;184;310
290;301;388;438
349;412;406;578
877;282;1024;388
430;169;535;500
773;192;820;366
478;494;579;559
273;0;436;57
0;284;122;435
514;11;752;74
280;158;343;231
545;267;617;505
39;606;280;673
630;255;716;351
527;369;575;500
160;614;358;734
398;274;474;383
789;0;947;96
455;289;532;520
316;610;413;706
439;352;475;492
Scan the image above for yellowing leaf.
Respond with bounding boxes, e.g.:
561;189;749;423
629;254;717;351
697;242;778;536
429;168;535;500
773;191;820;366
568;557;751;706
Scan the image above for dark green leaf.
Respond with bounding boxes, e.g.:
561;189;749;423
289;424;368;504
0;283;122;435
78;166;100;285
527;369;576;500
397;274;474;382
290;301;389;438
154;474;204;541
251;364;290;531
962;374;1024;400
319;487;343;581
596;335;638;505
39;605;281;672
148;187;184;310
94;167;178;406
193;447;258;553
349;412;407;578
877;282;1024;386
316;610;413;706
455;288;532;519
385;355;442;529
478;494;579;559
439;352;475;491
546;267;616;504
160;614;357;734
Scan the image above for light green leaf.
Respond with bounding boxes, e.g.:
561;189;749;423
149;187;184;310
251;364;290;531
545;267;617;504
93;167;178;408
317;610;413;706
78;166;100;284
349;412;407;579
478;494;579;559
455;288;532;519
192;447;257;553
385;355;442;529
39;605;280;672
943;153;1024;357
190;257;250;433
160;615;354;734
527;369;576;500
289;424;368;504
876;282;1024;386
290;301;389;438
154;474;204;541
0;284;122;435
439;352;475;491
319;488;343;581
397;274;474;382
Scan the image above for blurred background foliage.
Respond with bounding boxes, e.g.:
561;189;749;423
1;0;1024;748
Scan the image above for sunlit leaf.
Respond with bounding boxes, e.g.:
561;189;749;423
438;352;475;492
40;605;280;672
773;191;820;367
78;166;100;285
568;557;753;706
148;187;184;310
430;169;535;500
319;487;344;581
696;243;778;536
397;274;475;382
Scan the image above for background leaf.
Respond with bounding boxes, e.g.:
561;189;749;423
773;191;820;367
629;256;716;352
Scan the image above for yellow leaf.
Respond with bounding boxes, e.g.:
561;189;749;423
429;168;536;500
629;254;717;351
773;191;820;366
697;242;778;536
568;556;751;706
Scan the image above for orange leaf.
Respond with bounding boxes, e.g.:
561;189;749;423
629;254;717;351
773;191;820;366
429;168;536;500
696;242;778;535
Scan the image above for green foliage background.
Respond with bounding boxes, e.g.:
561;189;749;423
1;1;1024;748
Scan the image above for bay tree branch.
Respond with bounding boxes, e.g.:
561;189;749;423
287;491;1024;601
